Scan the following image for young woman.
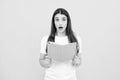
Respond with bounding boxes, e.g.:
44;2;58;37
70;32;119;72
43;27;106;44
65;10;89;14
39;8;82;80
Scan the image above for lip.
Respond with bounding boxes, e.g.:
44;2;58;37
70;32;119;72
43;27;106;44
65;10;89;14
58;26;63;28
58;27;63;30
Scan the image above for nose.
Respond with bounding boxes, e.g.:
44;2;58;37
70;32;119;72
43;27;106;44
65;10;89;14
58;20;63;26
59;23;62;26
59;20;63;24
59;24;62;26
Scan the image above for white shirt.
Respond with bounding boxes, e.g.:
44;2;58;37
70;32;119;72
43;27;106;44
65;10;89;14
40;35;82;80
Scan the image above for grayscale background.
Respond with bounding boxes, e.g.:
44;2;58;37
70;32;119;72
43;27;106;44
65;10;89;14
0;0;120;80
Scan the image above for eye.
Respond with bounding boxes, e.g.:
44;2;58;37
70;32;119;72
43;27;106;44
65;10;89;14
62;17;67;21
55;18;59;21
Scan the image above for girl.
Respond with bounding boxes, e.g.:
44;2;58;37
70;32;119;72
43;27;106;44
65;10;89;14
39;8;82;80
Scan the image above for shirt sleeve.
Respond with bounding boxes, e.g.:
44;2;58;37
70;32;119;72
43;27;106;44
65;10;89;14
40;35;49;54
76;35;82;54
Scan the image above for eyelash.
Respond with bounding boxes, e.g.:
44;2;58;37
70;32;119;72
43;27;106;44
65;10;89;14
55;18;66;21
63;18;66;21
56;19;59;21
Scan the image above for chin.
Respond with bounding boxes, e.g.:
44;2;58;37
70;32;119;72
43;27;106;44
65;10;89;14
59;30;65;33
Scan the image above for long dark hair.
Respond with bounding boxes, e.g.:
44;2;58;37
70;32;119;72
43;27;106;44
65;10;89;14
46;8;80;54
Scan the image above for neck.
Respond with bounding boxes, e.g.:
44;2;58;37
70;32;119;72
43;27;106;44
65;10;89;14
56;31;66;37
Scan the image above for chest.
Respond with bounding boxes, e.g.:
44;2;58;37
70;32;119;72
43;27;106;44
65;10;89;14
55;36;69;45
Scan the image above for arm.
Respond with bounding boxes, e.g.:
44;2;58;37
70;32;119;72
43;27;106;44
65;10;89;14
39;36;52;68
39;53;52;68
72;52;81;67
72;35;82;67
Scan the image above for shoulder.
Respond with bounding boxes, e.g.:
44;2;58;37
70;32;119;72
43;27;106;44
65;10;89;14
75;34;82;41
40;35;49;44
75;34;82;45
41;35;49;41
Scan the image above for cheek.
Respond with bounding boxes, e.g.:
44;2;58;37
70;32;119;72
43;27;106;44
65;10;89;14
55;22;59;27
64;22;67;27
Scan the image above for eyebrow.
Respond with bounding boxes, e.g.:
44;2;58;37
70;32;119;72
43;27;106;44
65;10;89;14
55;17;66;18
63;17;66;19
55;17;58;18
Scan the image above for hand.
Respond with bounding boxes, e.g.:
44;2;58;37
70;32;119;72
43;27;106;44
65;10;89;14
40;56;52;68
72;55;81;67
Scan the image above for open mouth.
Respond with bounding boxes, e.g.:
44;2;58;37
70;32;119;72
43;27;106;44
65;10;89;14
58;27;63;29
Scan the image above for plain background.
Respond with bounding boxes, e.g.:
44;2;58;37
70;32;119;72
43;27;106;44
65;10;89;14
0;0;120;80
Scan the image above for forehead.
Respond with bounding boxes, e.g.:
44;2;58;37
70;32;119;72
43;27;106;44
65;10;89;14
55;13;67;18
